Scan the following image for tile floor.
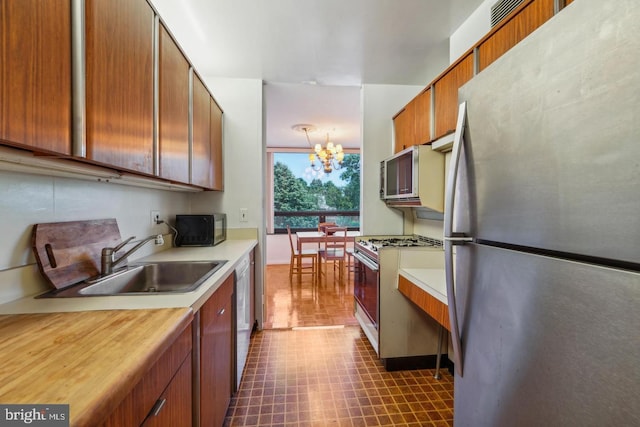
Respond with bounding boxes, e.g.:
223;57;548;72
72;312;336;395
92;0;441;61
224;264;454;426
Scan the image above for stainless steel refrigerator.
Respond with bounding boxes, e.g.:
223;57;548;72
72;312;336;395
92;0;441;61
444;0;640;425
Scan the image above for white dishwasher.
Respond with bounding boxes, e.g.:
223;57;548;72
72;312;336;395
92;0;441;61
234;254;251;390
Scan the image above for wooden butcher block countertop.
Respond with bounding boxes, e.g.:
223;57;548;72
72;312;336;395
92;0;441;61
0;307;193;427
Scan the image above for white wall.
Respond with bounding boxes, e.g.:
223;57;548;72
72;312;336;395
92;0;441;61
267;234;290;265
450;0;493;62
191;77;266;327
412;40;452;85
0;170;190;302
191;77;263;230
360;84;424;235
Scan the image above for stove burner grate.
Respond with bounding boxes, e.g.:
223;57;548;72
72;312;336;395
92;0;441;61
364;236;443;248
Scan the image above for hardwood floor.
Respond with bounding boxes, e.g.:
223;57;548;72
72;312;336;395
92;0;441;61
263;263;359;329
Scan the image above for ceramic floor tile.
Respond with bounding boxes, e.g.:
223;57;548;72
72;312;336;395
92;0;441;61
225;264;454;426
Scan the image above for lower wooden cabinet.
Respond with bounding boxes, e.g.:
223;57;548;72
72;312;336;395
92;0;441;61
141;358;192;427
102;324;192;427
200;274;234;427
102;273;238;427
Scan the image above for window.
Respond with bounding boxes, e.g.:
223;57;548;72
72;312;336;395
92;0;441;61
269;151;360;233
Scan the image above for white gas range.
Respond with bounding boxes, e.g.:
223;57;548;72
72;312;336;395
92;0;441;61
355;235;443;260
352;234;446;371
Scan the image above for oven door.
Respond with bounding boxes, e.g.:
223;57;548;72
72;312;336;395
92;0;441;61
353;251;379;327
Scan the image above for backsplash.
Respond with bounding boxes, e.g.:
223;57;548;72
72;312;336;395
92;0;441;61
413;217;445;241
0;170;190;303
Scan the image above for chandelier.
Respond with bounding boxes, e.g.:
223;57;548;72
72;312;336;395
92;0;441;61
293;124;345;173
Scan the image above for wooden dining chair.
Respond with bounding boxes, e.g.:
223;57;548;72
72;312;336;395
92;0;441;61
287;225;317;285
317;221;337;249
345;247;355;283
318;226;347;286
318;221;337;232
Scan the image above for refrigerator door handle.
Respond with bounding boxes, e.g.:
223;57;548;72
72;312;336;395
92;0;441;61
444;101;469;240
444;101;470;377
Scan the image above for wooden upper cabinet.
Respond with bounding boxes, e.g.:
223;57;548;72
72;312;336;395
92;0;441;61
209;97;224;191
158;25;190;184
394;86;432;153
433;53;474;139
393;104;414;153
85;0;154;174
565;0;574;5
414;87;431;145
191;75;212;188
477;0;555;72
0;0;71;154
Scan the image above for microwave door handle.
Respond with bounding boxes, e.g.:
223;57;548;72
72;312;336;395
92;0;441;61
444;101;472;377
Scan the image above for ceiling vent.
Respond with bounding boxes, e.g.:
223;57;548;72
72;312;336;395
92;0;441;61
491;0;525;27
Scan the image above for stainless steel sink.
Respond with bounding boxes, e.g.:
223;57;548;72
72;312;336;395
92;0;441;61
39;260;226;297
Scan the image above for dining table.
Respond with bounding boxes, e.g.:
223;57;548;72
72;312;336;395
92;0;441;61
295;230;361;282
295;230;361;253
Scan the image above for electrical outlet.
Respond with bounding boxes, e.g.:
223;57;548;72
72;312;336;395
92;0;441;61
240;208;248;222
150;210;160;226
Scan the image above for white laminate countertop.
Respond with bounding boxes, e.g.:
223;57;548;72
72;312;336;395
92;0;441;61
0;239;257;314
398;268;447;305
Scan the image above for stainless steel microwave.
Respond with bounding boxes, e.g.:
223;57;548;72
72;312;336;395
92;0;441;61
175;214;226;246
380;145;445;210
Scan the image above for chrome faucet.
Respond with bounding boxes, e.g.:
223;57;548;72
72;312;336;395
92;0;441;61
101;234;164;276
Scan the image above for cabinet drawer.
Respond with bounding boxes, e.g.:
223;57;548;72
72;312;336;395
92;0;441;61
141;356;192;427
102;323;192;426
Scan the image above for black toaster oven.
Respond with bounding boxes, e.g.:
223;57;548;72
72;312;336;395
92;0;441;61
175;214;226;247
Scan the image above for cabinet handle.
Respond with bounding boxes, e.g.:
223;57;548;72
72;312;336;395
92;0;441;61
150;398;166;417
217;308;225;316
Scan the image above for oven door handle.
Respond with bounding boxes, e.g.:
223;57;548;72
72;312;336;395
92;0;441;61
353;251;379;272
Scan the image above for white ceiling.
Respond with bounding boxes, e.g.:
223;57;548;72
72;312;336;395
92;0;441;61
149;0;485;148
265;83;362;150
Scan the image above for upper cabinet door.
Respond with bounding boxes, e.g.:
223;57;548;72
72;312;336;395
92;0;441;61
191;75;212;188
433;53;474;139
393;105;414;153
0;0;72;154
414;88;431;145
477;0;555;73
209;97;224;191
158;24;190;184
85;0;154;174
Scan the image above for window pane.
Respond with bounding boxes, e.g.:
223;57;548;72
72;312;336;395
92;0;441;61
273;152;360;231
